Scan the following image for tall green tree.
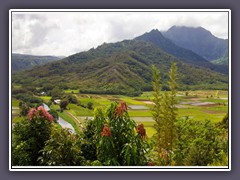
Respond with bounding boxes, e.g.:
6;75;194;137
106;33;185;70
151;63;178;165
151;65;164;163
168;63;178;153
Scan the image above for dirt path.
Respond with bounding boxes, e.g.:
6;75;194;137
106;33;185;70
65;111;83;131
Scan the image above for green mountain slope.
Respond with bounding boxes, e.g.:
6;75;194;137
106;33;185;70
12;40;228;96
12;53;63;72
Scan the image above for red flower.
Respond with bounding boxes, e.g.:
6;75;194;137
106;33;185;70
27;108;37;120
120;102;127;112
27;106;53;122
101;124;111;137
136;123;146;139
114;102;128;118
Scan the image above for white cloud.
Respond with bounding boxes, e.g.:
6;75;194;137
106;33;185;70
12;11;229;56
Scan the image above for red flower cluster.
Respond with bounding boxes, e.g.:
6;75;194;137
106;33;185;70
114;102;128;118
27;106;54;122
101;124;111;137
136;123;146;139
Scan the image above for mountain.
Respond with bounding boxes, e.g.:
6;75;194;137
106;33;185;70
135;29;228;74
12;53;63;72
162;26;228;61
12;40;228;96
212;49;229;65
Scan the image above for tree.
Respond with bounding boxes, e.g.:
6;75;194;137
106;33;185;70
151;63;178;165
65;94;78;104
18;102;30;117
12;106;53;165
167;63;178;155
60;100;69;111
151;65;164;163
83;102;149;166
50;87;64;101
87;102;93;110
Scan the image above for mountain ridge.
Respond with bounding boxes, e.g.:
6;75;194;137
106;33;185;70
12;39;228;96
162;26;228;62
135;29;228;74
12;53;63;72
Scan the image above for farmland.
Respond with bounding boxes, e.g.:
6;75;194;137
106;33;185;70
12;90;228;138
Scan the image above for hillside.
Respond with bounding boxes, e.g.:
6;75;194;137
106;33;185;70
135;29;228;74
12;40;228;96
162;26;228;61
212;50;229;65
12;53;63;72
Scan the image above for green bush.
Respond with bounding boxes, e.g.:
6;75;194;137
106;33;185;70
38;127;85;166
12;106;53;166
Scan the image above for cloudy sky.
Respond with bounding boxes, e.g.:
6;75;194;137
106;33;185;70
11;10;229;56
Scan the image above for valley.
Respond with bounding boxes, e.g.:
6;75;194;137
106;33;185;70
12;89;228;138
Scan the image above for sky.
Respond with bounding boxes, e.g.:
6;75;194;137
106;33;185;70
11;10;229;57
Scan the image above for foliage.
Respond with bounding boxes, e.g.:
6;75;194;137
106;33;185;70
59;100;69;111
87;102;93;110
166;63;178;153
221;113;229;128
18;102;30;116
12;39;228;96
151;65;163;162
65;94;78;104
12;106;53;165
98;102;149;165
81;102;150;166
50;87;65;101
80;119;98;162
13;92;43;105
38;127;85;166
151;63;178;165
48;109;59;123
12;53;61;72
173;117;228;166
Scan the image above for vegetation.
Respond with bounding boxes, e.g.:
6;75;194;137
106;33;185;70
12;39;228;96
136;29;228;74
150;64;228;166
173;118;228;166
38;127;85;166
11;63;228;167
12;53;62;72
12;106;53;166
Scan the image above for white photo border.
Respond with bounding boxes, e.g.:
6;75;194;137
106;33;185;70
9;9;231;171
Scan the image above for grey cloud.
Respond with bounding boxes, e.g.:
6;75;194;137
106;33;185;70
11;11;229;56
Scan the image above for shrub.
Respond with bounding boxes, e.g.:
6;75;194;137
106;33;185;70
38;127;85;166
12;106;53;165
87;102;93;110
93;102;149;166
